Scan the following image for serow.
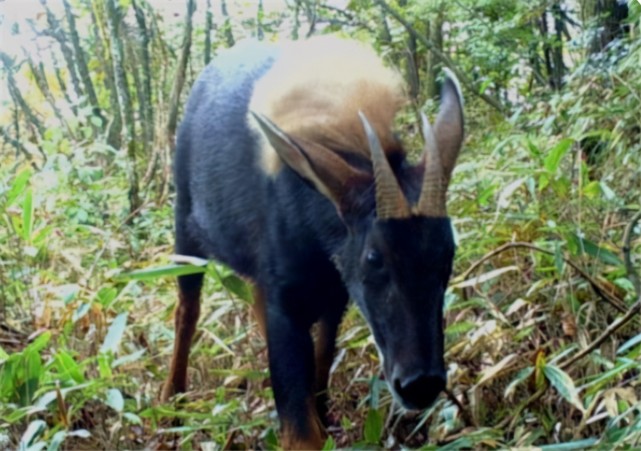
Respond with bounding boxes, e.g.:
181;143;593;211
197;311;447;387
161;36;465;450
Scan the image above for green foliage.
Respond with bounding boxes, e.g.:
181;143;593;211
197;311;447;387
1;0;640;449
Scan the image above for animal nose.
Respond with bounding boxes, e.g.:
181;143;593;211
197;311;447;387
393;371;445;410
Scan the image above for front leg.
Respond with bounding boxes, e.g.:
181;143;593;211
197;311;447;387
267;304;326;450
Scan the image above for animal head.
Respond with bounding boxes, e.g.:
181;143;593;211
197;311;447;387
253;66;464;410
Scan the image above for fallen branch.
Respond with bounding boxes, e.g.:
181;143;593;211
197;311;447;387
459;241;627;313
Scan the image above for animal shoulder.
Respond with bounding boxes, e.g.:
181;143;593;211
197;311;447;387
248;36;408;175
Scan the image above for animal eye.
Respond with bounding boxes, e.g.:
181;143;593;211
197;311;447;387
366;249;383;269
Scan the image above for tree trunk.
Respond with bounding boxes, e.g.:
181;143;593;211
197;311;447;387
581;0;629;54
167;0;196;149
539;9;557;90
26;57;69;133
256;0;265;41
105;0;140;214
551;0;566;89
39;0;84;104
292;0;301;40
89;0;122;149
221;0;235;47
204;0;214;64
51;52;73;107
377;5;400;67
426;11;444;100
62;0;103;124
0;53;45;139
133;0;154;152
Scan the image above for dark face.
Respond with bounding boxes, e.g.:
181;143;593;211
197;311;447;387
336;216;455;410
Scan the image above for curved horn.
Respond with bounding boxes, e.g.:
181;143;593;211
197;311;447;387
417;112;446;217
358;111;411;219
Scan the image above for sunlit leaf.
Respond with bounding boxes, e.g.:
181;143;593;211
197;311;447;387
221;274;252;303
47;431;67;451
618;333;641;355
19;419;46;450
100;313;128;354
544;138;573;173
115;264;206;281
112;349;146;368
475;354;517;387
539;438;598;450
123;412;142;425
566;233;623;266
5;168;31;208
452;265;519;289
497;177;526;209
363;408;383;444
322;435;336;450
54;351;85;384
21;188;33;242
544;364;585;412
106;388;124;413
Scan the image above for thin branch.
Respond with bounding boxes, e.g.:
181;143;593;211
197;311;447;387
375;0;506;115
559;294;641;369
459;241;627;313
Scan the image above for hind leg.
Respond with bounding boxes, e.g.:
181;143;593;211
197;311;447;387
161;211;204;401
161;272;203;401
251;285;268;338
314;292;348;422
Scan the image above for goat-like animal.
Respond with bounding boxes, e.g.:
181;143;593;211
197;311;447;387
162;36;464;449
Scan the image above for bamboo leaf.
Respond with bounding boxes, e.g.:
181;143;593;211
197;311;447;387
539;438;598;450
106;388;124;413
54;351;84;384
363;408;383;444
19;419;46;450
6;168;31;207
452;265;519;289
544;364;585;412
100;313;128;354
22;188;33;242
544;138;573;173
115;264;206;281
47;430;67;451
618;333;641;355
567;233;623;266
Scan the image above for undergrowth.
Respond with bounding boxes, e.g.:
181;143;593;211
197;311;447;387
1;1;640;450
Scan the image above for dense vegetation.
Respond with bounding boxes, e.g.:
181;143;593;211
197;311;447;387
1;0;640;449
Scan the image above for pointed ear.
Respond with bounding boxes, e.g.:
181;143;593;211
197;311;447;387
251;112;371;217
434;69;465;187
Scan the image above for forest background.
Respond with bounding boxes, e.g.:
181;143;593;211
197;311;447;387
0;0;640;449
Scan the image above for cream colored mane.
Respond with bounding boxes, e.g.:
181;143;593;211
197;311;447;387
249;36;407;174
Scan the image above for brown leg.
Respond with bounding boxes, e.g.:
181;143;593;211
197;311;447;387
281;397;326;450
314;317;340;422
161;285;201;402
251;285;268;338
